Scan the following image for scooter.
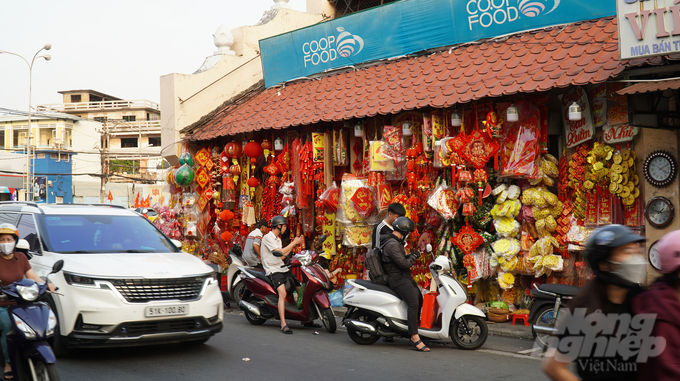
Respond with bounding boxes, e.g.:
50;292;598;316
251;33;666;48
530;283;580;349
4;260;64;381
238;236;336;333
342;246;488;350
225;243;262;306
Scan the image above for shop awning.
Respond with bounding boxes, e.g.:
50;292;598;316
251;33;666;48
183;16;650;141
615;78;680;95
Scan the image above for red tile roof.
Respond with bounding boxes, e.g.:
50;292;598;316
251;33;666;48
616;78;680;95
184;17;642;141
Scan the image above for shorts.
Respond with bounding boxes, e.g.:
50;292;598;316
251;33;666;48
269;271;300;290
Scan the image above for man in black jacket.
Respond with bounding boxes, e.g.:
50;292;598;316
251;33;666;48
381;216;430;352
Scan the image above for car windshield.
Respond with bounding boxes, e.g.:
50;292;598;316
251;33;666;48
36;214;178;254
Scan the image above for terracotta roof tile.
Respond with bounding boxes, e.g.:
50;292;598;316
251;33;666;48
184;17;651;141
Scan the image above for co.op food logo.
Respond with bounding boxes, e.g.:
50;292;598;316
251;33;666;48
302;27;364;67
467;0;560;30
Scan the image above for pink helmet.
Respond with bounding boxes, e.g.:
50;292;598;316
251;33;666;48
655;230;680;274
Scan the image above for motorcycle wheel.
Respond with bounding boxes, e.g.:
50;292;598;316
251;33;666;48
314;303;336;333
346;310;380;345
531;306;555;350
450;315;488;350
28;358;60;381
232;280;245;305
243;297;267;325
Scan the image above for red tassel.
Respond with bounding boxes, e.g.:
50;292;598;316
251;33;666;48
478;186;483;205
452;166;456;187
494;152;499;172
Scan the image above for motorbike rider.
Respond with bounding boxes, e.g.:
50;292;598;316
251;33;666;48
371;203;406;251
543;224;646;381
243;219;268;266
633;229;680;380
0;224;57;380
381;216;430;352
260;216;307;334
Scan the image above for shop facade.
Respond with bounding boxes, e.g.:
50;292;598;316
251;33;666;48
156;0;680;315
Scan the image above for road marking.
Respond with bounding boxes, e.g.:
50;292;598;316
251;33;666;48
518;347;543;354
478;349;543;361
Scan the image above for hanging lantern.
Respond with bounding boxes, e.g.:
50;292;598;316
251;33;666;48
225;141;243;159
506;103;519;122
247;177;259;188
244;141;263;159
402;121;413;137
175;163;195;186
274;137;284;151
354;122;363;137
179;152;194;167
228;163;241;184
568;102;582;121
261;139;272;159
451;110;462;127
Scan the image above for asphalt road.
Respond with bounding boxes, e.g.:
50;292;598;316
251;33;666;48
56;306;548;381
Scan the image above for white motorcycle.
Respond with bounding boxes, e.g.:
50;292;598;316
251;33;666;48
342;246;488;350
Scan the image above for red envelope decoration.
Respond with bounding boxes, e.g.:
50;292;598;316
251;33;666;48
205;156;214;171
196;194;208;211
195;167;210;189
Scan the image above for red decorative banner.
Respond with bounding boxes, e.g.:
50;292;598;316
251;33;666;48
194;147;211;167
195;167;210;189
196;194;208;211
585;190;598;227
378;183;393;210
597;186;612;226
451;223;483;255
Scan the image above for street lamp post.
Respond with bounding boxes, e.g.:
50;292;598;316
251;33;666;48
0;44;52;202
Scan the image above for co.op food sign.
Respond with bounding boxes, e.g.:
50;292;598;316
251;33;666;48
301;27;364;68
466;0;561;30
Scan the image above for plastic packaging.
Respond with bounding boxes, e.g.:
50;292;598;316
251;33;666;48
426;183;459;219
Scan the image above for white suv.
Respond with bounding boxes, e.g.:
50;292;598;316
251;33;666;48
0;202;223;355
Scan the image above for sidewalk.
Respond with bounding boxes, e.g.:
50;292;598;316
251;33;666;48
332;306;533;340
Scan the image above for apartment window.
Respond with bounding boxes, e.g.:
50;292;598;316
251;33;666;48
39;126;56;147
0;130;4;149
122;115;136;122
121;138;138;148
94;117;107;123
71;94;81;102
12;127;28;148
148;137;161;147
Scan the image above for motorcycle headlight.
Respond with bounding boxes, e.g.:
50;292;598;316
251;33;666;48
12;314;36;339
16;284;40;301
46;309;57;337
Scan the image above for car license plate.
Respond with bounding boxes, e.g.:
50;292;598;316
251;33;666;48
145;305;188;317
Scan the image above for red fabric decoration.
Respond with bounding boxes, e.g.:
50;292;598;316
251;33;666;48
459;129;499;169
350;187;375;218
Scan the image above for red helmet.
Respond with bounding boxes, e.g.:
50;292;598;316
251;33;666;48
655;230;680;274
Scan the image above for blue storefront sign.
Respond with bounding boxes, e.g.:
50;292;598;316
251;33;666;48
260;0;616;88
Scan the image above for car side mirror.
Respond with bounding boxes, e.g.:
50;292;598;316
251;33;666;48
171;239;183;250
50;260;64;274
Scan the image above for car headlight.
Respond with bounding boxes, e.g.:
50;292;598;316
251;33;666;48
46;309;57;337
16;284;40;301
206;272;218;285
64;272;95;286
12;314;36;339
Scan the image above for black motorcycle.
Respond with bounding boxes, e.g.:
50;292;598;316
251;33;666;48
529;283;580;349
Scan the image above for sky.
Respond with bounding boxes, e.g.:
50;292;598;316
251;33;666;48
0;0;307;112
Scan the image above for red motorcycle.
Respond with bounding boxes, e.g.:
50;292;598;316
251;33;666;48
237;237;336;333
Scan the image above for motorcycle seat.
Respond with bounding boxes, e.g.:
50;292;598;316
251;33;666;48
354;279;401;299
244;268;273;286
539;284;580;297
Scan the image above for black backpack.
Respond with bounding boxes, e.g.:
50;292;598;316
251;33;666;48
365;236;389;285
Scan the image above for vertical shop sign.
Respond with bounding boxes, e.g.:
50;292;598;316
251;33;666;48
322;212;336;255
312;132;324;162
560;87;595;148
587;83;607;128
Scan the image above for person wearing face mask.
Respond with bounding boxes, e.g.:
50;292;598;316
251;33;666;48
543;224;647;381
0;224;57;380
381;216;429;352
632;229;680;380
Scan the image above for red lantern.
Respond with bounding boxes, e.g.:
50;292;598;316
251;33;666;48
225;141;243;159
229;163;241;177
247;177;259;188
244;141;263;158
261;139;272;151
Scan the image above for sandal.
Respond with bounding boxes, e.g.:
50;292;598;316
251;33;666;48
281;325;293;334
4;370;13;380
303;321;322;328
411;339;430;352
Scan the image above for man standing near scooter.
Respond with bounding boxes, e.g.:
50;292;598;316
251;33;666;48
260;216;305;334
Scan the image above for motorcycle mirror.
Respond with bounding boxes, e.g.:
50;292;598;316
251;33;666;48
317;234;327;244
50;260;64;274
272;250;284;257
426;244;432;253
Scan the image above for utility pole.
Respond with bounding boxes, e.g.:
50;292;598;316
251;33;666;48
99;122;109;203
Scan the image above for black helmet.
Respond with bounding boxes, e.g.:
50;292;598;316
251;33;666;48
586;224;645;287
393;217;415;236
270;215;287;229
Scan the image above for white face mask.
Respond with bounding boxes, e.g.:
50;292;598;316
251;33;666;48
0;242;15;256
610;255;647;284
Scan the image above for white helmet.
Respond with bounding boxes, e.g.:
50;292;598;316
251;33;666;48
15;239;29;251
